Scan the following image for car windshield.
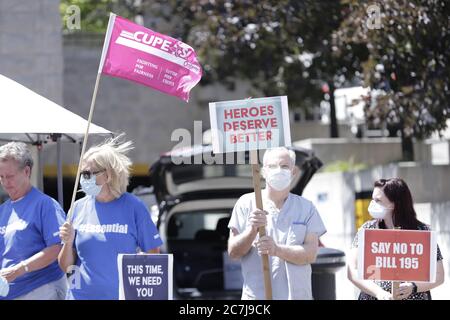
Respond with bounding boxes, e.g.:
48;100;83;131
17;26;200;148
167;210;230;241
170;164;253;185
166;210;237;292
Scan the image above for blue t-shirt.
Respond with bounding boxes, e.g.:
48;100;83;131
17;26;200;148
0;187;66;299
67;193;163;300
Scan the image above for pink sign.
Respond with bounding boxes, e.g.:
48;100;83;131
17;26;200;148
99;13;202;102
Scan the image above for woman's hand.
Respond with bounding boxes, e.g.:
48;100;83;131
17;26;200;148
59;222;75;244
393;282;414;300
376;290;393;300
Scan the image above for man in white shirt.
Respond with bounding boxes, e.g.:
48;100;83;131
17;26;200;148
228;147;326;299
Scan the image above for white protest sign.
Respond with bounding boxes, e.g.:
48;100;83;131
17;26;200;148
209;96;291;154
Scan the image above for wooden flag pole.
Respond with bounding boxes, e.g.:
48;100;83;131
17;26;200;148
250;149;272;300
66;73;102;222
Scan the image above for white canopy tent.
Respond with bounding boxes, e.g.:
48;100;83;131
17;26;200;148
0;73;113;206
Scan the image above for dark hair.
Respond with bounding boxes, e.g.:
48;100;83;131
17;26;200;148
374;178;425;230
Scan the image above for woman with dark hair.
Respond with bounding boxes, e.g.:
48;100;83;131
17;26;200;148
347;178;445;300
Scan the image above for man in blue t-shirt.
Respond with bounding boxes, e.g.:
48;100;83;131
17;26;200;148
0;142;66;299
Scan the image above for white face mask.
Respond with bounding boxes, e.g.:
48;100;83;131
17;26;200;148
368;200;391;220
80;175;102;197
265;168;292;191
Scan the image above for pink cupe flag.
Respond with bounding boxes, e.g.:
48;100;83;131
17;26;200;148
98;13;202;102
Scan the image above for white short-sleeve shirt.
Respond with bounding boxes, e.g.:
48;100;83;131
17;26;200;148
228;192;327;300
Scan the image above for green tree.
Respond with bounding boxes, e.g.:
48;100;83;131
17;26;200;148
60;0;450;160
152;0;367;136
60;0;143;33
336;0;450;160
60;0;367;137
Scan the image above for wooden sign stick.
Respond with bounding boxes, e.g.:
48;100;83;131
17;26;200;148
392;281;400;300
250;149;272;300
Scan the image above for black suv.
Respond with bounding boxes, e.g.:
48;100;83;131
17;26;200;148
148;145;344;299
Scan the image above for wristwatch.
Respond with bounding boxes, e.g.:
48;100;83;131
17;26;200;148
21;261;29;273
411;282;418;294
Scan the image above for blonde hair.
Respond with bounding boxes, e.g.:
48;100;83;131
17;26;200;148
83;134;133;198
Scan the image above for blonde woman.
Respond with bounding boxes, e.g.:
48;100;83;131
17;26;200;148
58;136;162;300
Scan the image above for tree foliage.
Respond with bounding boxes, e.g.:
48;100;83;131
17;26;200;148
153;0;367;114
337;0;450;142
60;0;450;159
155;0;450;159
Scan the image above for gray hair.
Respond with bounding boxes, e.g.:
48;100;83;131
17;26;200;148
263;147;296;166
0;142;33;169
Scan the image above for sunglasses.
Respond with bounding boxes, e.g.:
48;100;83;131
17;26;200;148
80;170;105;180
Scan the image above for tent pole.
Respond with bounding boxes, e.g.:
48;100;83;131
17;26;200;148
57;136;64;207
37;137;44;191
30;143;40;189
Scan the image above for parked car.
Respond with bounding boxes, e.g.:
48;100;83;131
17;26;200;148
148;145;344;299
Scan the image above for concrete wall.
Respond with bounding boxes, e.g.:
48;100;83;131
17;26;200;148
431;139;450;165
354;163;450;203
303;172;356;250
429;201;450;299
412;202;450;300
290;122;354;141
302;172;357;299
295;138;433;167
0;0;63;187
0;0;63;104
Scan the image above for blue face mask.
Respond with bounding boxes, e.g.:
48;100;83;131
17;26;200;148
80;175;102;197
